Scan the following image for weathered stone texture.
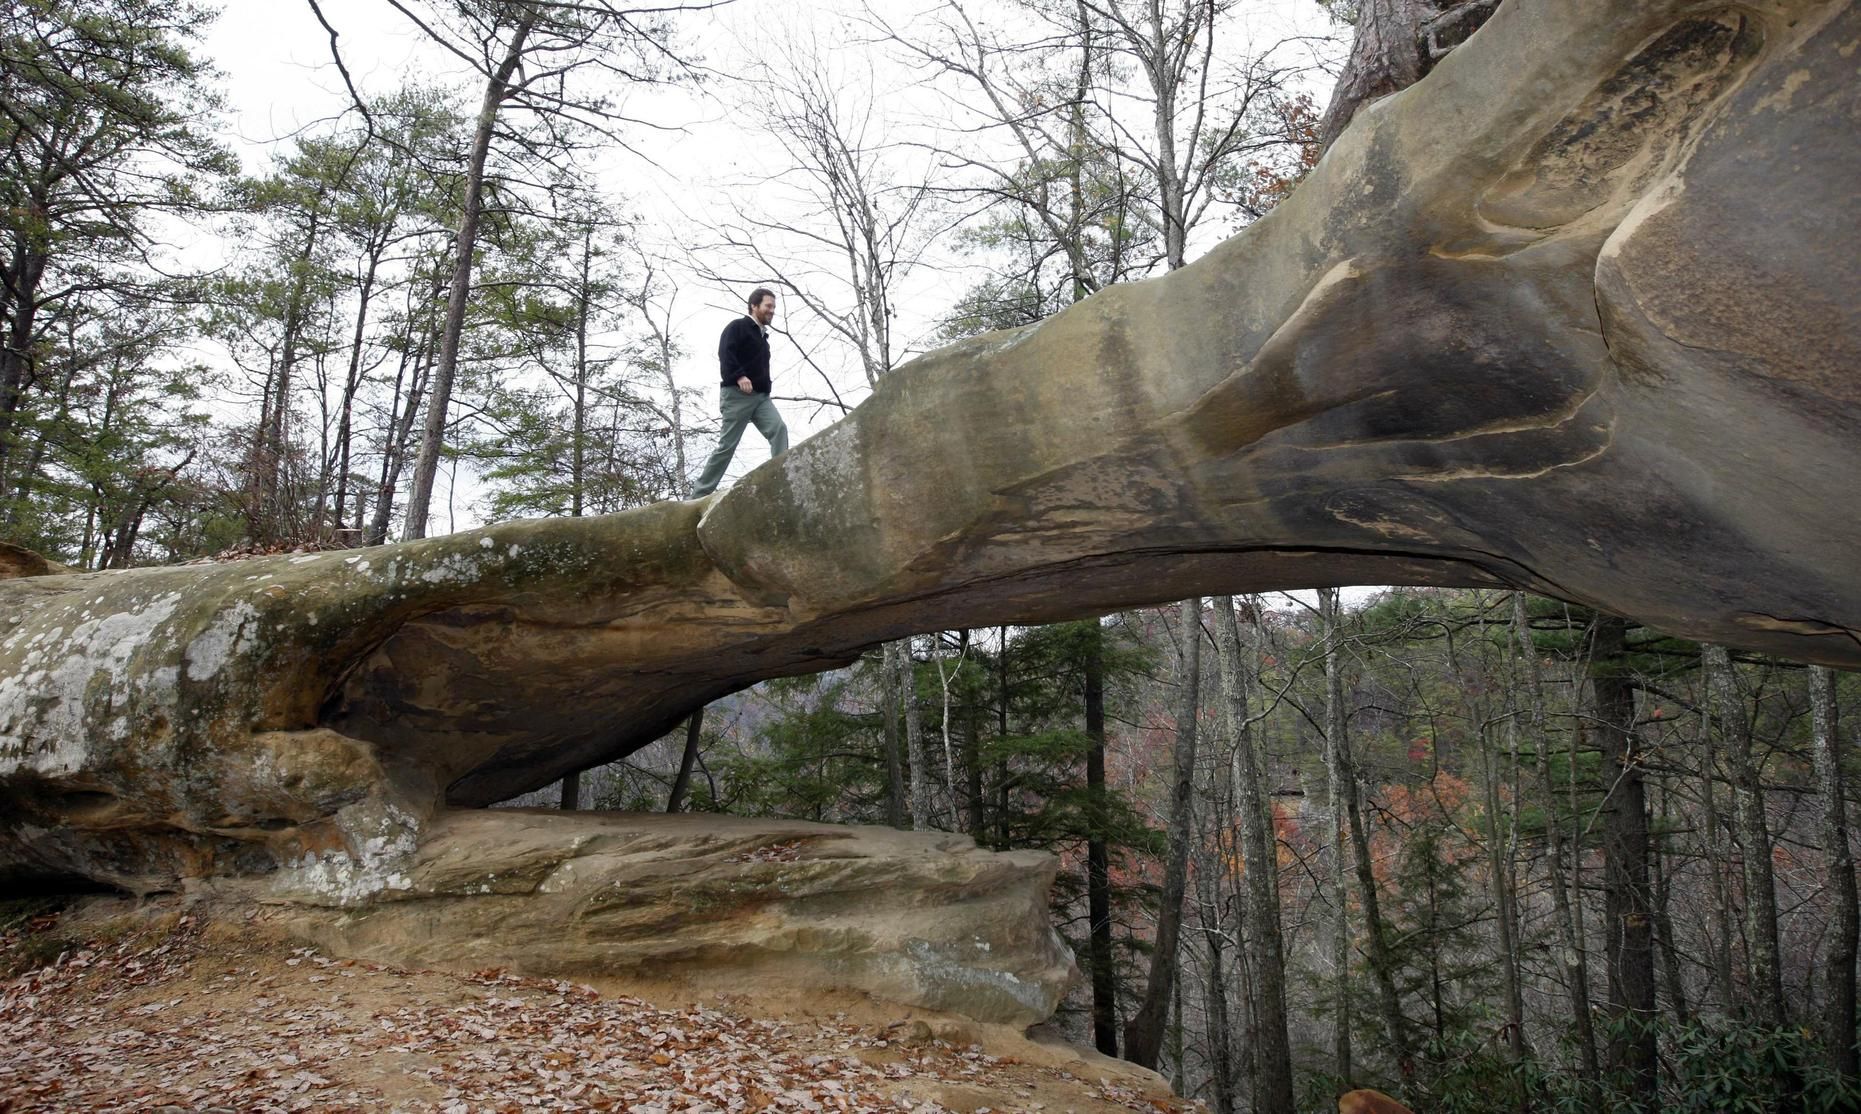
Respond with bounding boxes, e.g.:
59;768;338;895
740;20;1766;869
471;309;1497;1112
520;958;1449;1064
262;810;1077;1026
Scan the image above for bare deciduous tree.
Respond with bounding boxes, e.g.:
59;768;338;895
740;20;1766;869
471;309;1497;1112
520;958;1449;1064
1124;597;1202;1068
334;0;716;540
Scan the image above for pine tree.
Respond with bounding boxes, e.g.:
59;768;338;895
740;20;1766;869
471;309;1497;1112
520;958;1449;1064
0;0;233;555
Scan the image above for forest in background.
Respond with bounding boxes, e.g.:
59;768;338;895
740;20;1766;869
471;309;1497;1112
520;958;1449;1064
549;591;1861;1114
5;1;1859;1112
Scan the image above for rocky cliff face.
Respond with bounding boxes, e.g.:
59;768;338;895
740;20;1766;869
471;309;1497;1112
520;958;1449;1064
2;0;1855;1023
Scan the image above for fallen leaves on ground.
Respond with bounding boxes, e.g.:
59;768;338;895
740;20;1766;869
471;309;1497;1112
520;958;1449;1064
723;839;812;865
185;539;354;564
0;911;1191;1114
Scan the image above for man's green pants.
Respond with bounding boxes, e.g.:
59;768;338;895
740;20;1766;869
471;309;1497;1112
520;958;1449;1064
689;387;789;497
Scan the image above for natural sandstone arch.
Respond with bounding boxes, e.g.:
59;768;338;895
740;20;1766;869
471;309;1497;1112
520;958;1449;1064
1;0;1856;1017
365;0;1859;807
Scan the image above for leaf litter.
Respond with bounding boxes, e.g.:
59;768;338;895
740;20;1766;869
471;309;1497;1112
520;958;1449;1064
1;906;1194;1113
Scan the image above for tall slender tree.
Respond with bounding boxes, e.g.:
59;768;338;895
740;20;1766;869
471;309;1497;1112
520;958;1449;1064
1703;643;1785;1025
403;5;533;540
1591;615;1656;1101
1320;587;1356;1084
1512;593;1599;1097
1124;598;1202;1068
1078;0;1309;269
0;0;232;544
902;636;933;830
1083;619;1120;1056
1343;599;1414;1076
1213;595;1293;1110
1810;664;1857;1077
1195;850;1239;1114
371;0;711;539
1471;622;1527;1062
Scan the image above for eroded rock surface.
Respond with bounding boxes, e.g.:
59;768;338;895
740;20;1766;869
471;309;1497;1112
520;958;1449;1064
2;0;1857;1021
260;810;1076;1026
0;541;69;580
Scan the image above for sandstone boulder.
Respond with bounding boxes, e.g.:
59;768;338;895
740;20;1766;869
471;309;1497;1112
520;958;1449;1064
259;810;1076;1026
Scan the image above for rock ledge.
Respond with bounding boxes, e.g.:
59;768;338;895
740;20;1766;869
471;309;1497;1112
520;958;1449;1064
254;809;1077;1027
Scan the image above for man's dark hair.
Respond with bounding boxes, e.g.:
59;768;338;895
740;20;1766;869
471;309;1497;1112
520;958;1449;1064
747;286;776;310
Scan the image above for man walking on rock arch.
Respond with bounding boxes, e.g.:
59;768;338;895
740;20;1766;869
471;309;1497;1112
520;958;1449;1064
689;287;789;498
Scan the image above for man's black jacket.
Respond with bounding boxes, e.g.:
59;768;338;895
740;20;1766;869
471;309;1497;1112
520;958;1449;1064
718;316;771;393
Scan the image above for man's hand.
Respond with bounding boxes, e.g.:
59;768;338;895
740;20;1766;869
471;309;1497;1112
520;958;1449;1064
737;376;753;394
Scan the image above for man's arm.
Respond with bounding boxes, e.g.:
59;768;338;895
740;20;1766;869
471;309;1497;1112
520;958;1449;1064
719;319;755;393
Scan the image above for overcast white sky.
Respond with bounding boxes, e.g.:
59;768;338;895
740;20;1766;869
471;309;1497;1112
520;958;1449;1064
195;0;1341;529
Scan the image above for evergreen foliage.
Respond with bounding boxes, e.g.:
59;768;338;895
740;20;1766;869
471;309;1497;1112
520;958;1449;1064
0;0;234;556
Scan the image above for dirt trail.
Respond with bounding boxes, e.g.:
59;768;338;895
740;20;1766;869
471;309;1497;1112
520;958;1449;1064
0;898;1192;1114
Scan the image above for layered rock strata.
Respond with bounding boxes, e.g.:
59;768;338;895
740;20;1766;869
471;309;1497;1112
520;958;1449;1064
261;810;1076;1026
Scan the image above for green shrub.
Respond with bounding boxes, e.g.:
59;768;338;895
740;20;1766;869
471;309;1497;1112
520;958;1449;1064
1658;1019;1861;1114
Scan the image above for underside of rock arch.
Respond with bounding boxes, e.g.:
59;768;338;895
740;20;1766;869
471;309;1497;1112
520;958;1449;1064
3;0;1856;1022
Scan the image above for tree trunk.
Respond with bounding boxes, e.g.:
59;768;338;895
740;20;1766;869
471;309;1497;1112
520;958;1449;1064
1231;893;1261;1099
1592;615;1656;1101
3;317;76;526
996;625;1012;849
1084;620;1119;1057
1511;598;1600;1093
1168;963;1185;1095
1199;883;1238;1114
251;202;327;542
571;224;591;518
404;13;536;540
668;707;704;813
329;239;383;534
1212;596;1293;1110
1319;588;1355;1084
368;271;441;546
1317;0;1431;150
558;769;580;810
1700;682;1737;1012
1481;720;1525;1056
1651;781;1691;1027
0;234;50;488
551;253;597;809
100;495;154;569
650;310;687;487
1810;665;1858;1077
938;633;959;796
901;638;931;830
1482;713;1528;1060
881;641;905;829
1427;850;1445;1042
1704;643;1785;1025
1142;2;1187;271
1335;600;1412;1074
1316;0;1500;151
963;683;986;841
1124;598;1202;1069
